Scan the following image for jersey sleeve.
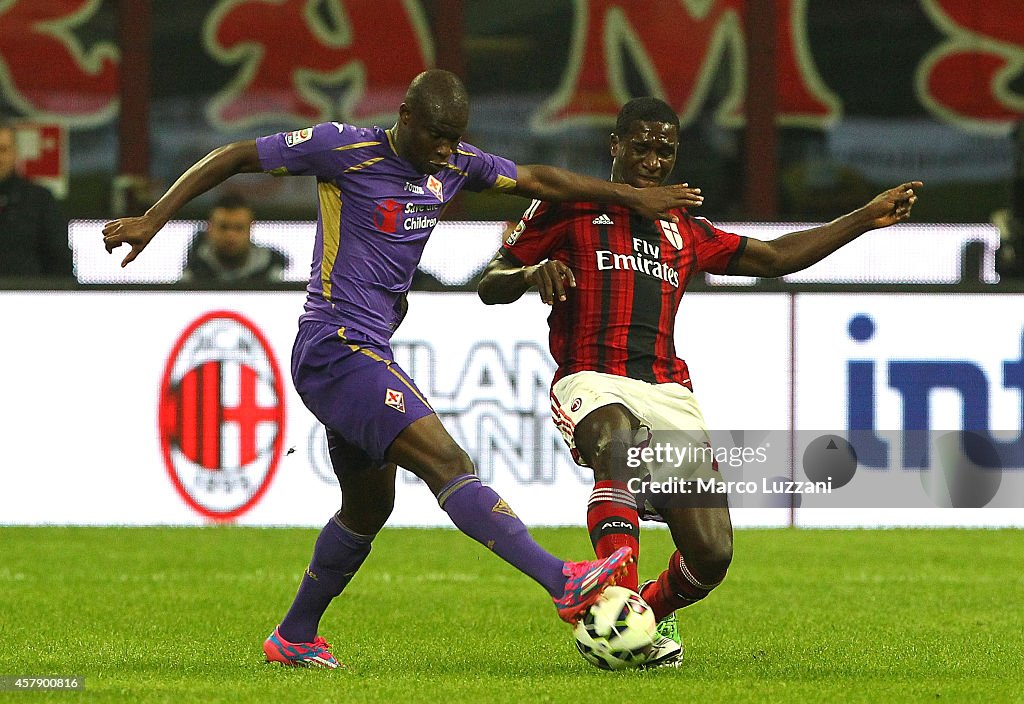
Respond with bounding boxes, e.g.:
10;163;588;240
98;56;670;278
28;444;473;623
498;200;567;266
689;216;747;274
456;142;518;193
256;122;361;179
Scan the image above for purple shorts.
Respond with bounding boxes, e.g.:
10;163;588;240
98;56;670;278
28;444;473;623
291;320;434;464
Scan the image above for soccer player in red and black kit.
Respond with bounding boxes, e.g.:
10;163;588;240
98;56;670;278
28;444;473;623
478;97;921;667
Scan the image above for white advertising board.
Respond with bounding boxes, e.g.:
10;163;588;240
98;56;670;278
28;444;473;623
0;291;789;528
705;223;999;285
1;291;1019;527
69;220;507;286
794;294;1024;527
69;220;999;285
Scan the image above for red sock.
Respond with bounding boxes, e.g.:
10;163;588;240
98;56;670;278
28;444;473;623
586;480;639;590
641;550;724;622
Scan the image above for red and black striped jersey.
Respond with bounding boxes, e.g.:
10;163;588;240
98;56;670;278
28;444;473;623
500;200;745;387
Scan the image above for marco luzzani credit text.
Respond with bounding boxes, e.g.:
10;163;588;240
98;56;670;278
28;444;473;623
625;441;834;496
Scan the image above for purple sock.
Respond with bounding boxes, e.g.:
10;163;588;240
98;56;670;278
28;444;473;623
278;514;373;643
437;475;566;596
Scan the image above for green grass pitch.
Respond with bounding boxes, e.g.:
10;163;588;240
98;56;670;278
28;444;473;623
1;526;1021;703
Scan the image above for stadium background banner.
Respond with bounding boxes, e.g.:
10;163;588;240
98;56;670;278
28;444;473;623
0;291;1020;528
0;0;1021;221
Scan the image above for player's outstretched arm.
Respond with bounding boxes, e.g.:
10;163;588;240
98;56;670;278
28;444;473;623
102;140;262;267
731;181;923;278
511;164;703;222
478;252;576;306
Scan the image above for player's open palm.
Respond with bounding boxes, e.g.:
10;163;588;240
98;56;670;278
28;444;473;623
102;215;160;267
864;181;923;229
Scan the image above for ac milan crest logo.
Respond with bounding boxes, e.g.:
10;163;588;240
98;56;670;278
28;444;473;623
658;219;683;250
158;311;285;520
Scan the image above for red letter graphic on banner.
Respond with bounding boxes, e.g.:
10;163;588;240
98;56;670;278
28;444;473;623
205;0;434;129
0;0;119;125
917;0;1024;132
534;0;838;131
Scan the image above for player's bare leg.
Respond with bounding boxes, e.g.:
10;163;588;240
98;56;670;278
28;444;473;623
574;403;731;666
335;464;397;538
633;496;731;666
385;413;632;622
384;412;476;494
643;498;733;619
574;404;643;591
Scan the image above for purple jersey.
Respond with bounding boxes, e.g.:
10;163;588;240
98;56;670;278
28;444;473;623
257;122;518;345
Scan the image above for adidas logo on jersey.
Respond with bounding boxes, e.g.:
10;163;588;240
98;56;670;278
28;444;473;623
592;213;614;225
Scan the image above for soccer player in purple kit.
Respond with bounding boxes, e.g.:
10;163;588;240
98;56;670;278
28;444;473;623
478;97;921;667
102;71;705;669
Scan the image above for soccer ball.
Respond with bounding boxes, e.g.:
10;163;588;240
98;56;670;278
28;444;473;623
572;586;657;670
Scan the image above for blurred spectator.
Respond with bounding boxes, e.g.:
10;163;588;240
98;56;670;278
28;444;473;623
0;121;72;278
993;121;1024;279
181;193;287;283
780;158;875;221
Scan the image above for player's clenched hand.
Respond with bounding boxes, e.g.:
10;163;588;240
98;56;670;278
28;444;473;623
631;183;703;222
102;215;161;267
862;181;923;229
526;260;576;305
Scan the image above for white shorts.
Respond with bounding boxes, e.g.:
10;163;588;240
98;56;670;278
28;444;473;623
550;370;719;483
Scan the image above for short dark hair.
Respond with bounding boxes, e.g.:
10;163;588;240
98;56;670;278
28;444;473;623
211;192;252;213
405;69;468;121
614;97;680;136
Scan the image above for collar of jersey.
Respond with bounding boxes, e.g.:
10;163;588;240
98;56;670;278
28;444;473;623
384;128;399;156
